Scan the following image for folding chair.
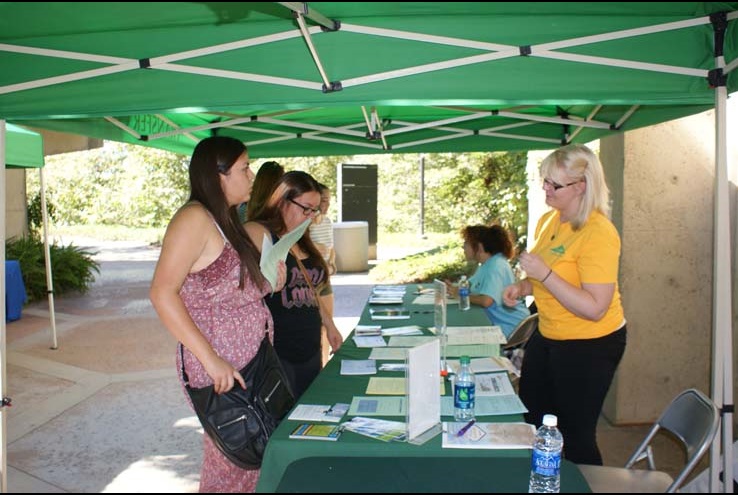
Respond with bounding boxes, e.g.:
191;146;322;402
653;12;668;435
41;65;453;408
502;313;538;372
577;388;720;493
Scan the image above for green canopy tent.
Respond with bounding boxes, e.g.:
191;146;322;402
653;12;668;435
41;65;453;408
2;124;59;350
1;2;737;491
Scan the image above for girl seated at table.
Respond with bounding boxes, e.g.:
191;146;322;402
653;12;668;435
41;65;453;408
449;225;529;338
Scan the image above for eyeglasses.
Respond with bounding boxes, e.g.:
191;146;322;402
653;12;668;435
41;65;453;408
543;177;581;191
288;198;321;216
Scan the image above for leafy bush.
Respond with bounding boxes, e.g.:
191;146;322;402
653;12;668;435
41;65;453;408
5;237;100;302
26;191;57;240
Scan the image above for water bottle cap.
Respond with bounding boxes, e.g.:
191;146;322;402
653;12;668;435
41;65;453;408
460;275;467;281
459;355;471;364
542;414;557;427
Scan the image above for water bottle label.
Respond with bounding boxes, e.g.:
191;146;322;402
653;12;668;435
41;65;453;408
454;383;475;409
459;287;470;297
531;449;561;477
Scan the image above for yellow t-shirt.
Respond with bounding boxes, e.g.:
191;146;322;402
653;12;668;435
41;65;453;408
530;210;624;340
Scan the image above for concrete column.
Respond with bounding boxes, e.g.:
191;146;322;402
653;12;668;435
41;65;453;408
5;169;28;240
602;109;724;424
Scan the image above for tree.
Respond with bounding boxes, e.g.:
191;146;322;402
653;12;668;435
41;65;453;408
28;143;528;250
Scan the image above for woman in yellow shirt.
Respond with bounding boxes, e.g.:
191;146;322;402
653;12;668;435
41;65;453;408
502;144;626;466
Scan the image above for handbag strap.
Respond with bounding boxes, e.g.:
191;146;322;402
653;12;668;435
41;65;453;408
292;248;323;315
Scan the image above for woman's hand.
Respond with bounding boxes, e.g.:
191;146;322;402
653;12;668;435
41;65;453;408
444;279;458;299
326;326;343;355
203;354;246;394
273;260;287;292
518;251;549;282
502;283;524;307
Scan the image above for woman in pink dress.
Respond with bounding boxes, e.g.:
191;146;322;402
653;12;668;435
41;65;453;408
150;136;285;492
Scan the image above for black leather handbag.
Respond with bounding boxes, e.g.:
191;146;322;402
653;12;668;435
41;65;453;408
180;332;295;469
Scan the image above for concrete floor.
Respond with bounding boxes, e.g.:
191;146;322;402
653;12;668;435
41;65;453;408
3;239;709;492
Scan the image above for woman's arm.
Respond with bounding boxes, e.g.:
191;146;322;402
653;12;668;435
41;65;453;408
539;275;615;321
318;293;343;354
518;251;615;321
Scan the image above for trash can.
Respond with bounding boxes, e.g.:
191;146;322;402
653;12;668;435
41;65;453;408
333;221;369;272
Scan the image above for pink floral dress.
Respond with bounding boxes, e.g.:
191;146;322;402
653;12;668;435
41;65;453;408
178;240;273;493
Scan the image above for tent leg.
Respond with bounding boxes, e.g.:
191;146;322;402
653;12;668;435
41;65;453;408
711;83;733;493
1;119;10;492
39;168;58;350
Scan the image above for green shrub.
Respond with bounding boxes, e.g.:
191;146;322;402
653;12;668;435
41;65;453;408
5;237;100;302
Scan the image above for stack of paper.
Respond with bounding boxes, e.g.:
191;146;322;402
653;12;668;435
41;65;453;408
354;325;382;337
353;335;387;348
368;294;404;304
341;417;407;443
381;325;424;336
372;285;407;295
369;307;411;320
340;359;377;375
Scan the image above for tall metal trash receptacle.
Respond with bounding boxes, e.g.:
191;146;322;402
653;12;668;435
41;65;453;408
333;221;369;272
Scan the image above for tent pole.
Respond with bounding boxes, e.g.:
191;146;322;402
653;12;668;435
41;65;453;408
39;168;57;350
1;119;9;492
711;81;733;492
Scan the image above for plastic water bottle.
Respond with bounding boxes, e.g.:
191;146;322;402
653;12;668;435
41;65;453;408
458;275;471;311
453;355;475;421
529;414;564;493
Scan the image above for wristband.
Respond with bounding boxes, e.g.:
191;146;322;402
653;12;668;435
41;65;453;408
541;268;553;283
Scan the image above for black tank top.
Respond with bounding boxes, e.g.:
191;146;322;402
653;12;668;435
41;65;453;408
265;242;325;363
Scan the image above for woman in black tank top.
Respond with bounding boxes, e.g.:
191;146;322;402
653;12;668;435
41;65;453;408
245;171;344;398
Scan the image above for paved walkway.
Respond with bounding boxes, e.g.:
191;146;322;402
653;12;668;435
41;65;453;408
4;239;696;492
5;240;372;493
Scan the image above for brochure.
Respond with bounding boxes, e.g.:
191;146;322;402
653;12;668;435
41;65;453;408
340;359;377;375
259;218;312;291
287;403;350;423
441;421;535;449
289;423;343;441
353;335;387;348
341;416;407;443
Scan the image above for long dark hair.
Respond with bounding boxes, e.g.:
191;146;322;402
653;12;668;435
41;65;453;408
188;136;264;288
251;170;328;274
245;161;284;220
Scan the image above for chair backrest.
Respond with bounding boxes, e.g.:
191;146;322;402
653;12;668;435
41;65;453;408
624;388;720;492
503;313;538;350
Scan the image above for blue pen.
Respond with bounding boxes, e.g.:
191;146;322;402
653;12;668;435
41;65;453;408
456;419;476;437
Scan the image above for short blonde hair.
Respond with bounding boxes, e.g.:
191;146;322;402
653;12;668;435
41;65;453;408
540;144;610;229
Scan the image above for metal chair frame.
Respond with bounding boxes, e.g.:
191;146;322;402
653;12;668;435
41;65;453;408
502;313;539;352
578;388;720;493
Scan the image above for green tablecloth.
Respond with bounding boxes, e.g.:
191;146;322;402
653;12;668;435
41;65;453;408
256;285;590;492
275;456;590;493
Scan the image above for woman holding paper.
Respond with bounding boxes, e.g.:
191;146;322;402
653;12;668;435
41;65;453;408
150;136;286;492
502;144;626;466
245;171;344;399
